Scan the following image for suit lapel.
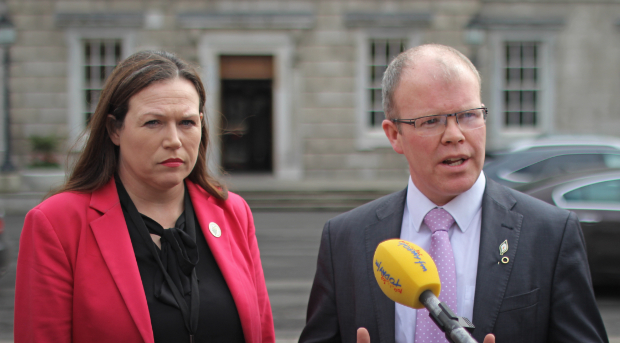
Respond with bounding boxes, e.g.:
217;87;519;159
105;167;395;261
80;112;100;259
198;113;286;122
89;179;154;343
471;179;523;342
365;189;407;343
186;182;258;343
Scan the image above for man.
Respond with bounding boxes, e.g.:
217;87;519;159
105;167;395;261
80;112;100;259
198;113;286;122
298;44;607;343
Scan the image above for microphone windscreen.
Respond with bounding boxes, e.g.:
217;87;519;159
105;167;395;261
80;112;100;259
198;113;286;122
373;239;441;309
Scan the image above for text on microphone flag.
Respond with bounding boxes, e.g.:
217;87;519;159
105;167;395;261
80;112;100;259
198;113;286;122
373;239;441;309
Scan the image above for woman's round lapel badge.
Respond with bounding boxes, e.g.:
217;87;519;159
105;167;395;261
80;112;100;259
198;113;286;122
209;222;222;238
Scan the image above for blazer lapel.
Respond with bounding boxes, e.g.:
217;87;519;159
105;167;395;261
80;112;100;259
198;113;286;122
471;179;523;342
89;179;154;343
365;189;407;343
186;182;258;343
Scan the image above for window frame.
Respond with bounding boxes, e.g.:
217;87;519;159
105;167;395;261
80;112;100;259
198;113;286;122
487;30;556;146
65;28;135;147
355;30;422;150
502;41;541;129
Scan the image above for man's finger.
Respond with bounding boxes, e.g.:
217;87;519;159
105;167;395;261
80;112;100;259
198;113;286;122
357;327;371;343
483;333;496;343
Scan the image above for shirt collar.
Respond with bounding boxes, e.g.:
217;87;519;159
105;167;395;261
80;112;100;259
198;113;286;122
406;171;486;233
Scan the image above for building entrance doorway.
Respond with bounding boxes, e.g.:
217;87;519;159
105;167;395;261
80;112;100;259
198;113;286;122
219;55;273;173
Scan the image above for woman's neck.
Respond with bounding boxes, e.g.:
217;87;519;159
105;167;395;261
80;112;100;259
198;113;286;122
117;172;185;229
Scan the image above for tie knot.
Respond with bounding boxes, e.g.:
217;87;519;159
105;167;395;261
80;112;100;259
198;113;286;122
423;208;455;233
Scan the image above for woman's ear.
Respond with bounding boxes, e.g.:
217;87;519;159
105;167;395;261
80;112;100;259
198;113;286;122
107;115;121;146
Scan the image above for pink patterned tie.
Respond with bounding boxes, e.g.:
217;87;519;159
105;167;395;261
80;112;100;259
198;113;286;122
414;208;457;343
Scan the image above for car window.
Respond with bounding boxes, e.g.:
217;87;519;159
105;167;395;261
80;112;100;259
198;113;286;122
563;179;620;203
509;154;618;183
604;154;620;168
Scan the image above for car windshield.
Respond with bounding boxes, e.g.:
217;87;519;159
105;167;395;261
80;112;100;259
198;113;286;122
503;154;620;183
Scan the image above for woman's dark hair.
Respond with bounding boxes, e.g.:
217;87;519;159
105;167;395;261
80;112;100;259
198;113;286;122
56;50;227;200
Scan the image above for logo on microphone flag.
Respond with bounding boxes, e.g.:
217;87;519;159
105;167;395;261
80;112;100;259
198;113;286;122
373;239;441;309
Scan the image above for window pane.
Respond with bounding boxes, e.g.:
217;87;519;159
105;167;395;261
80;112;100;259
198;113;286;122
564;180;620;203
388;40;403;61
503;42;541;129
370;40;382;65
367;38;406;128
373;65;385;87
522;68;537;89
506;69;521;89
506;44;522;68
604;155;620;168
522;44;537;68
521;91;536;111
506;91;521;111
115;42;122;63
82;38;123;123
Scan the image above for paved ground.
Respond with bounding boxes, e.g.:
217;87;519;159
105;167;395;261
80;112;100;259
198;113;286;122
1;212;620;342
254;212;339;342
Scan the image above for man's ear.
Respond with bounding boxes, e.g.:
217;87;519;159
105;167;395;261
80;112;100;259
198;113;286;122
107;115;121;146
382;119;404;155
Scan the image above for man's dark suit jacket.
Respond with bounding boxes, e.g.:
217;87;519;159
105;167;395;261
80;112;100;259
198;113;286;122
299;178;608;343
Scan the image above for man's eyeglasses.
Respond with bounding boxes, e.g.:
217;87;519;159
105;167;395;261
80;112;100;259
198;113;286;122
391;107;488;137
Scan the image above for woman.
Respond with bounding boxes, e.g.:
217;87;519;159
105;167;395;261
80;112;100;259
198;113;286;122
14;51;275;343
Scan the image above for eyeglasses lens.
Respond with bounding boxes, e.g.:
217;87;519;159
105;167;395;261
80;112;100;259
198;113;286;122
416;108;486;136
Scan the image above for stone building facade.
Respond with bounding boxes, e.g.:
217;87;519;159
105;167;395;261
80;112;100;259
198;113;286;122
1;0;620;183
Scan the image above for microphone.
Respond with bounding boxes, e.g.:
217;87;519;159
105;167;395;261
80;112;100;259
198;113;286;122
373;239;477;343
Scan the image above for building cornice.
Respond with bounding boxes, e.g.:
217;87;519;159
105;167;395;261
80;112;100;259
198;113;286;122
343;12;432;29
467;15;565;30
55;12;144;28
177;12;315;30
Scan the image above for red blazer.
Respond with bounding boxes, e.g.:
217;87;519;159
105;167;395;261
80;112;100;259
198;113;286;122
14;178;275;343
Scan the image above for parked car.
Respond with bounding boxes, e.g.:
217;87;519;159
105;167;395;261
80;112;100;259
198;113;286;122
484;143;620;188
503;134;620;153
515;170;620;285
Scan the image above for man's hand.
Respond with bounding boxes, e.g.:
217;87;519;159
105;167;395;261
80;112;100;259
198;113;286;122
483;333;495;343
357;327;370;343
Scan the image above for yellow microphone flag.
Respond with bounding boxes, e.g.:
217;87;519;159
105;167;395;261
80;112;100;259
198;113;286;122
373;239;441;309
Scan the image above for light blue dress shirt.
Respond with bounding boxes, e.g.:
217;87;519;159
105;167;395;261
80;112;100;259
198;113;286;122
395;172;486;343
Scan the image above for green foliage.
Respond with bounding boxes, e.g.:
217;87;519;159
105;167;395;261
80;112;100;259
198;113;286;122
30;135;58;153
29;135;60;168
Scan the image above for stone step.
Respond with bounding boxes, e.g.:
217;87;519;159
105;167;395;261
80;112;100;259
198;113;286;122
236;190;390;211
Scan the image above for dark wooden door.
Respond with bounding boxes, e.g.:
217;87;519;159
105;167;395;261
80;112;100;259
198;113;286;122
219;55;273;173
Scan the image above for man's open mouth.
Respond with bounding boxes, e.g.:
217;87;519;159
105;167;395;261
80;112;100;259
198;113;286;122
442;158;466;166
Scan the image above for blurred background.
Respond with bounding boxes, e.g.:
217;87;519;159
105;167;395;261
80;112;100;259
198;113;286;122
0;0;620;342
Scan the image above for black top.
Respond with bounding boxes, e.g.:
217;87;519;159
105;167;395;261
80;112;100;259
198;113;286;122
117;180;245;343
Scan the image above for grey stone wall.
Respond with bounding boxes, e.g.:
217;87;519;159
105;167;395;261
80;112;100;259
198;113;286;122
4;0;620;181
10;0;66;166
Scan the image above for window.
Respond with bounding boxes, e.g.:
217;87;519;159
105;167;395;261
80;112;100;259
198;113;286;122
483;19;561;149
503;42;540;128
65;29;134;145
367;39;406;128
355;32;419;150
564;179;620;203
82;39;123;124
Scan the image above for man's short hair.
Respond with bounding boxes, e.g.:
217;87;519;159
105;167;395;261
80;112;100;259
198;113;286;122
382;44;481;120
